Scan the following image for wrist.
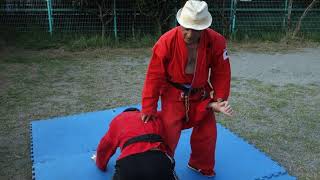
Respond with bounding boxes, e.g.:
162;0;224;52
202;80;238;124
215;98;224;102
208;102;220;112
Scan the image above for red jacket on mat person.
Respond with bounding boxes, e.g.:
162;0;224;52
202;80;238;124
141;26;231;176
95;110;168;171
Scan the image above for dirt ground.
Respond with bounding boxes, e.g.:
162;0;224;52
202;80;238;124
231;48;320;85
0;45;319;180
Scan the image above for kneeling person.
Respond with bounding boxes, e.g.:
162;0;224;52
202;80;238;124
93;108;178;180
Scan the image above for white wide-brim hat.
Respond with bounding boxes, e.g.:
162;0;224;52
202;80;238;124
176;0;212;30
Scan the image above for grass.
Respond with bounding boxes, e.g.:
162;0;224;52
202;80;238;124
230;30;320;43
1;30;319;52
0;30;158;51
230;30;287;42
219;78;320;180
0;39;319;179
0;48;150;179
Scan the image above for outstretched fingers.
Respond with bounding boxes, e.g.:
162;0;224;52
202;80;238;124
220;101;234;117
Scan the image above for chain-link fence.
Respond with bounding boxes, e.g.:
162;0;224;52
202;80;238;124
1;0;319;39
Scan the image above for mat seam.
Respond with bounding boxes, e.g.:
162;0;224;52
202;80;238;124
30;122;36;180
254;171;288;180
218;124;295;179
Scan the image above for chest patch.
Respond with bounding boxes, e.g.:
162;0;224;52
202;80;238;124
223;49;229;60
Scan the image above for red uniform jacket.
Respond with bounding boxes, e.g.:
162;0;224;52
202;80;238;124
142;26;231;116
96;111;167;171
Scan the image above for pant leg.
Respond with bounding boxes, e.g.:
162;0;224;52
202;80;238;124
160;98;185;157
112;171;120;180
188;113;217;171
115;151;177;180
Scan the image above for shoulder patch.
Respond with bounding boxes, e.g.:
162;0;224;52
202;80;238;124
223;49;229;60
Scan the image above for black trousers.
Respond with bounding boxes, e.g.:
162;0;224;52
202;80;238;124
113;150;178;180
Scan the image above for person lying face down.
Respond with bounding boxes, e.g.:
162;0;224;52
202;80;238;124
93;108;178;180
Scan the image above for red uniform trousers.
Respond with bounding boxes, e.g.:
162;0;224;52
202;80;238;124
160;85;217;171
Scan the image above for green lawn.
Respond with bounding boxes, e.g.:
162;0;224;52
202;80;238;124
0;46;319;180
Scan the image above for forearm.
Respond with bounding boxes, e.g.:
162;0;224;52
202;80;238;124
142;51;167;115
95;127;118;171
141;82;160;115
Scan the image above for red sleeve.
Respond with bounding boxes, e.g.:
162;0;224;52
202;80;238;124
210;36;231;101
141;42;168;115
96;119;119;171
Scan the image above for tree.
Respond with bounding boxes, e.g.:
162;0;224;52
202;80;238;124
292;0;319;37
136;0;176;36
218;0;232;36
75;0;114;39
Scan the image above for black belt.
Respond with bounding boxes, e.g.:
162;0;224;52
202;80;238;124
122;134;163;150
167;79;203;95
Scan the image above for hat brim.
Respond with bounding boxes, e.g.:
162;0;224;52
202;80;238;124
176;8;212;31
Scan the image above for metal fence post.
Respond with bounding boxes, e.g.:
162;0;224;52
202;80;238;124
229;0;237;34
113;0;118;40
282;0;288;29
46;0;53;35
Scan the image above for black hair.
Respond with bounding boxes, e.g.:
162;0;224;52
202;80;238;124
123;107;140;112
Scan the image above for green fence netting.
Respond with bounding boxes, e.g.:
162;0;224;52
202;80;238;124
0;0;319;38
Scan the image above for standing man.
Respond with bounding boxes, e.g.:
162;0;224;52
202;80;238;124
141;0;233;177
94;108;178;180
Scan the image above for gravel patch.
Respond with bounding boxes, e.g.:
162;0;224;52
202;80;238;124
231;48;320;85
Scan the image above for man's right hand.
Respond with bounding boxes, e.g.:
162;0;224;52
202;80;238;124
141;114;156;123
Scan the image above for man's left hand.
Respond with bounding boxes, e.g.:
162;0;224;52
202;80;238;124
208;101;234;117
91;154;97;162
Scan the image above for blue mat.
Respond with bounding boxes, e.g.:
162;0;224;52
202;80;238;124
30;105;296;180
